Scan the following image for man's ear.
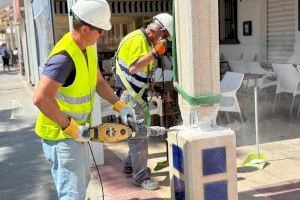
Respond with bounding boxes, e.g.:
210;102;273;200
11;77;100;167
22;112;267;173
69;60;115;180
81;25;89;33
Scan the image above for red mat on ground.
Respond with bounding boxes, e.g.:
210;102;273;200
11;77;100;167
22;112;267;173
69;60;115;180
92;146;163;200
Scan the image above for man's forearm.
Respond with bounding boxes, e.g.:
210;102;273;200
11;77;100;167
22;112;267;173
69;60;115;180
35;97;70;129
129;52;154;74
33;76;70;129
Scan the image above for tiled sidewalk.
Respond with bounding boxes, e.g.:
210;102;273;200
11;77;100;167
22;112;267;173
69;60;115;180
90;146;164;200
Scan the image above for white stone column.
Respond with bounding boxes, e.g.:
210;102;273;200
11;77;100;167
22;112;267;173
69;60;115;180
168;1;238;199
175;0;220;125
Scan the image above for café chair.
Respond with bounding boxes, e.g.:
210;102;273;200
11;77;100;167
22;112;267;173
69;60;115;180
245;62;277;89
272;63;300;117
219;71;244;123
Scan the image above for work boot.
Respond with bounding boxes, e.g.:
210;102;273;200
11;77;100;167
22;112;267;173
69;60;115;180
134;177;160;191
122;166;151;177
122;166;133;176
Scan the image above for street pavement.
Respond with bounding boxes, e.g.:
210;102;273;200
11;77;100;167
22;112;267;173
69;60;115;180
2;67;300;200
0;67;57;200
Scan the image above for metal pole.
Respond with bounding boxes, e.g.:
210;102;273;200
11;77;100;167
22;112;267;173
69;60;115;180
254;84;259;156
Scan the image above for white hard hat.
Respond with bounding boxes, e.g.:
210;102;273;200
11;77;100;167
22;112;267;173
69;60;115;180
72;0;112;31
153;13;173;41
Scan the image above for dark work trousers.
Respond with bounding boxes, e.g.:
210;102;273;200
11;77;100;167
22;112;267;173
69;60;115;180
120;92;150;183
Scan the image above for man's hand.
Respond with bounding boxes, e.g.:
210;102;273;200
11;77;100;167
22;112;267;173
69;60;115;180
153;38;167;57
112;99;136;125
129;66;139;74
120;107;136;125
63;118;90;142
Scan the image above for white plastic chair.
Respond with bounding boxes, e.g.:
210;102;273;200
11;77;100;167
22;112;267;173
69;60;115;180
100;97;117;120
287;55;300;64
245;62;277;89
219;71;245;123
241;53;256;62
228;60;248;73
272;64;300;117
148;96;164;126
154;69;173;82
227;53;242;61
228;60;249;87
297;64;300;73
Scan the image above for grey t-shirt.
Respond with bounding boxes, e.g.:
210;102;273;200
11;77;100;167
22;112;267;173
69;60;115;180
42;51;75;87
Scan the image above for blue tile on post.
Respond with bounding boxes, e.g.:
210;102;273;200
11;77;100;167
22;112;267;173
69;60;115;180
202;146;226;176
204;180;228;200
172;144;184;173
173;175;185;200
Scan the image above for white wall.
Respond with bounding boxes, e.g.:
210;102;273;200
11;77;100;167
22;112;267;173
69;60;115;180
220;0;267;62
23;0;39;86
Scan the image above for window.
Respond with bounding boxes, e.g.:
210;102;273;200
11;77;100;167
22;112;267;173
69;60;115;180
219;0;239;44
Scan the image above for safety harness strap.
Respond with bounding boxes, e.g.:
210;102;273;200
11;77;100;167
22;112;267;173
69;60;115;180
116;59;152;126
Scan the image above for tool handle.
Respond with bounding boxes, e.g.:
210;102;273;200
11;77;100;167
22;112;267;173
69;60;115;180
147;126;167;136
127;116;139;132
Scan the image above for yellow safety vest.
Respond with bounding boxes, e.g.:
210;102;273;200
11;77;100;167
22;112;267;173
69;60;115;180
116;29;154;91
115;29;155;126
35;32;98;141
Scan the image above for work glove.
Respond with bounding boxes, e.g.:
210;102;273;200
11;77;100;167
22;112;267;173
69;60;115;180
152;38;167;58
63;118;90;142
112;99;136;125
120;107;136;125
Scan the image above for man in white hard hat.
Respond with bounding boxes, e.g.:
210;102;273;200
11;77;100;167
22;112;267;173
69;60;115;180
33;0;135;199
115;13;173;191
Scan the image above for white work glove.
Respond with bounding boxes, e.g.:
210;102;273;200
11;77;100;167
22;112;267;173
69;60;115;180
112;99;136;125
75;123;90;142
120;107;136;125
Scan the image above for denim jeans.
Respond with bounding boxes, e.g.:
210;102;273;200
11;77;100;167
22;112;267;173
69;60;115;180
121;93;150;183
42;139;90;200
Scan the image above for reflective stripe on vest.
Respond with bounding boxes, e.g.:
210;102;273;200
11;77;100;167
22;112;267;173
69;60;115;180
117;59;148;88
64;112;90;121
118;58;149;78
56;89;96;104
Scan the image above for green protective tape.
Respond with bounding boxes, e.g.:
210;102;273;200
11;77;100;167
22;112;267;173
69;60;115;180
173;83;222;106
172;1;222;106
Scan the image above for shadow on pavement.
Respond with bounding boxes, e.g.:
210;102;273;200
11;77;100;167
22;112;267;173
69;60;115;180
0;124;57;200
239;179;300;200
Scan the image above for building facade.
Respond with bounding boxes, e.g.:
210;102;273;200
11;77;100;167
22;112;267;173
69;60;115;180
219;0;300;64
